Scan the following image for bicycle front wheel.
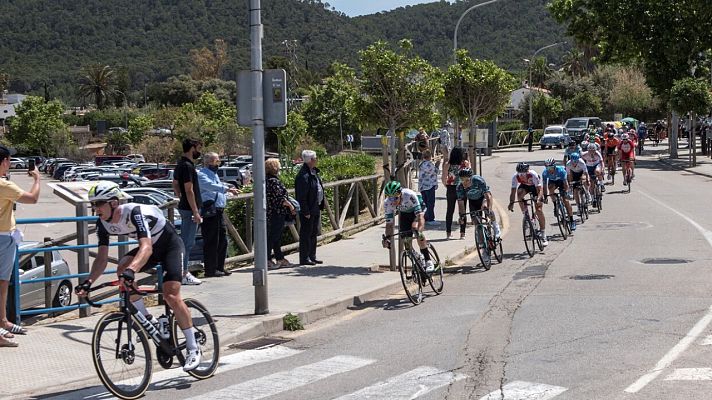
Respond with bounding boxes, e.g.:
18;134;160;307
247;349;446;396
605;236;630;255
399;251;423;305
493;234;503;263
522;217;535;257
92;312;152;400
172;299;220;379
427;243;443;294
555;200;568;239
475;224;492;270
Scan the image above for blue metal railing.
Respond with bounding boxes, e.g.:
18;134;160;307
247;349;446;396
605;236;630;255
12;216;139;323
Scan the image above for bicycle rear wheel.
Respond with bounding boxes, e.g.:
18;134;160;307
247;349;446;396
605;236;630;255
399;251;423;305
92;312;152;400
555;200;568;239
475;224;492;270
596;188;603;212
427;243;443;294
522;217;535;257
172;299;220;379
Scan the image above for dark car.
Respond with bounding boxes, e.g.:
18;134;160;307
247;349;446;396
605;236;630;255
52;163;77;180
565;117;602;143
140;168;172;180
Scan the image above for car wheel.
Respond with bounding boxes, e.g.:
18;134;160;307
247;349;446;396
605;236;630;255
53;280;73;308
540;145;546;150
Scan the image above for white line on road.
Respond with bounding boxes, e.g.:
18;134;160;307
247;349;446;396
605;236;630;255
332;366;467;400
700;335;712;346
47;345;303;399
665;368;712;381
624;191;712;393
184;355;376;400
478;381;567;400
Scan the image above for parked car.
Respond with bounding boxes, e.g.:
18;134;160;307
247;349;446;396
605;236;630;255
53;163;78;180
16;241;73;309
216;167;244;187
126;154;146;163
9;157;26;169
539;125;572;149
142;179;175;191
564;117;602;143
140;168;173;180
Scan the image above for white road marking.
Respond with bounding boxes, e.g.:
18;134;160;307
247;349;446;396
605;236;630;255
46;345;303;399
184;355;376;400
478;381;567;400
332;366;467;399
624;191;712;393
665;368;712;381
701;335;712;346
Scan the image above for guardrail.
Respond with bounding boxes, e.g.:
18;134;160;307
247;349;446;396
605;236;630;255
11;216;139;324
496;129;544;149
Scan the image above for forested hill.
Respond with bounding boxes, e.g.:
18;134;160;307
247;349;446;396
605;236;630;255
0;0;566;95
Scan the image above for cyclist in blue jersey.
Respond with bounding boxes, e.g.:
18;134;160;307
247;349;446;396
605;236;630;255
542;158;576;231
382;180;434;272
563;141;581;164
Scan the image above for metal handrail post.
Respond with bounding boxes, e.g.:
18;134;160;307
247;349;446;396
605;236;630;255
12;252;20;324
76;203;90;317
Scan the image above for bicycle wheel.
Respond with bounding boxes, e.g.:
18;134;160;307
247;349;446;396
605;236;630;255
561;200;572;234
596;188;603;212
522;217;535;257
491;227;503;264
399;251;423;305
555;200;568;239
534;219;544;251
475;224;492;270
172;299;220;379
92;312;152;400
427;243;443;294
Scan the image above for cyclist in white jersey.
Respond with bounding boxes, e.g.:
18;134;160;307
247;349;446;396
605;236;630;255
581;143;605;194
382;181;434;272
508;163;548;246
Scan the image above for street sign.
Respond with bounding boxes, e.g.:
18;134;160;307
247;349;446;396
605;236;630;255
346;134;354;143
476;128;488;149
237;69;288;128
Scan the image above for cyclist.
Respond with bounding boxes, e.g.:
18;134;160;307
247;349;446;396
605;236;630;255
76;182;201;371
581;143;606;198
456;168;501;240
566;152;591;204
618;133;636;184
563;141;581;164
542;158;576;231
603;132;620;181
508;163;548;246
381;180;434;272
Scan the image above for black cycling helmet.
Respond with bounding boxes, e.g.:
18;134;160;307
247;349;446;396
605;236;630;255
516;162;529;173
458;167;473;177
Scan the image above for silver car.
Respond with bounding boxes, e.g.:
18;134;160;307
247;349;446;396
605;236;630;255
17;242;73;309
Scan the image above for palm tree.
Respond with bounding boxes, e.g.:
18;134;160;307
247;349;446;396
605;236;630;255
78;65;115;109
562;48;586;79
530;57;553;88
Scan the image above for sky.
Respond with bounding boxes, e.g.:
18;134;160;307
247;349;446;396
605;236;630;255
327;0;447;16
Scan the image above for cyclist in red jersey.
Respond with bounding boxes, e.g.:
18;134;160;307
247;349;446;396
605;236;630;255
618;133;636;184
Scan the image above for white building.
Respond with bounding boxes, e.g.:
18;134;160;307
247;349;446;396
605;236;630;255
501;87;551;121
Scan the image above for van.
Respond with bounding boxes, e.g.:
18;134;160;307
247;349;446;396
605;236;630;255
216;167;244;187
564;117;602;143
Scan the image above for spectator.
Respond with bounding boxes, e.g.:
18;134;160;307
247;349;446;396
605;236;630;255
415;127;430;155
294;150;325;266
197;152;238;278
172;138;203;285
418;150;438;226
266;158;296;269
0;145;40;347
441;147;469;239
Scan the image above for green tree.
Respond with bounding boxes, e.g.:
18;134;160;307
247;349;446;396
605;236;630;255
609;66;653;116
669;78;712;116
443;49;515;167
175;92;235;145
529;56;553;88
78;65;116;109
561;48;586;80
564;91;602;119
302;63;360;149
8;96;69;155
357;39;442;181
274;110;309;171
0;72;8;94
127;114;154;146
520;93;563;128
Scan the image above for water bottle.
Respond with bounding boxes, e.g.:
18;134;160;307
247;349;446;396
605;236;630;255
157;315;170;340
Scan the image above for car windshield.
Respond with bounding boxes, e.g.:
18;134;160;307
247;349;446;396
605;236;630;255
545;128;562;134
566;120;588;128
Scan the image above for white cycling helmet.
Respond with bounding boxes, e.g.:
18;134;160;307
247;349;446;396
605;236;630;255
88;181;124;202
621;133;630;140
587;143;597;151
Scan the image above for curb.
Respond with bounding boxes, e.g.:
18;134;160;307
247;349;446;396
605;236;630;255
657;157;712;180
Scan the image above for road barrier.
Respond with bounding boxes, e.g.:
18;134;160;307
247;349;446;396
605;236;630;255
11;216;138;324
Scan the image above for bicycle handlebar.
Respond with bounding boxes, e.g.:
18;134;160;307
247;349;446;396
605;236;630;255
382;230;418;240
83;280;149;308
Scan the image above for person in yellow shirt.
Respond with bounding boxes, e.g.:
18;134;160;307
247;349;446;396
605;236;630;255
0;145;40;347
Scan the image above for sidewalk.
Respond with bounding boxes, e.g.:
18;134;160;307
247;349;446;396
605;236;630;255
3;159;502;399
638;138;712;179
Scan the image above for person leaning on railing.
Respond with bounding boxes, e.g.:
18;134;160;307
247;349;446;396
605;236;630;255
265;158;296;270
0;145;40;347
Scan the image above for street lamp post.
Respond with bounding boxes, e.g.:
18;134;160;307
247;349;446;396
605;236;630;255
524;42;566;150
453;0;501;64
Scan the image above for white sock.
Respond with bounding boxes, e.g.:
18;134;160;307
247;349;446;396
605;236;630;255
183;327;198;351
492;222;501;236
132;299;150;318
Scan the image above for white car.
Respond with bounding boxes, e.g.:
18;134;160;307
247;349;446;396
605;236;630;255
539;125;572;149
126;154;146;163
9;157;26;169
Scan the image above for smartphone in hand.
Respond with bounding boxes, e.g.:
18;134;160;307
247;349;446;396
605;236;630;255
27;159;35;175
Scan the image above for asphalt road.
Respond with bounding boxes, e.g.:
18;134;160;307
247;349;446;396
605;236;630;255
32;148;712;399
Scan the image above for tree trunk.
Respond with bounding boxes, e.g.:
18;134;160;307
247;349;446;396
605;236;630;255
670;112;678;158
469;117;477;175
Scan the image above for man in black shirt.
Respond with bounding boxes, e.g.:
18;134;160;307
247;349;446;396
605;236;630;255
172;138;203;285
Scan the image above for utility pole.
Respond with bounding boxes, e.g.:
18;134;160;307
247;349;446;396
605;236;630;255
250;0;269;314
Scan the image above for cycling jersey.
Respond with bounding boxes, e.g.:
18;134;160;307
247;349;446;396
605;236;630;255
511;171;541;189
564;146;582;158
581;151;604;167
96;204;166;246
384;188;424;223
566;160;586;181
618;140;636;160
542;166;567;183
604;138;620;156
456;175;490;201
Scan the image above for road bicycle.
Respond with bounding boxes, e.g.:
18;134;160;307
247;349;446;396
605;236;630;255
83;276;219;399
547;191;572;239
383;230;442;305
622;160;634;193
512;194;543;257
570;180;589;223
605;154;616;185
588;173;603;213
462;211;502;270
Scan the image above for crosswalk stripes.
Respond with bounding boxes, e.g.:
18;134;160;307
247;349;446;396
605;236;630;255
478;381;568;400
332;366;467;399
183;355;376;400
665;368;712;381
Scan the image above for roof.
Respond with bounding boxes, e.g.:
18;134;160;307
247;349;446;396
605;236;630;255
508;87;552;110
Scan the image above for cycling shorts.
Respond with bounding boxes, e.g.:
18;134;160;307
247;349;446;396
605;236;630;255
125;223;184;283
570;171;584;182
518;184;538;197
586;164;600;177
398;212;418;238
605;147;616;156
548;180;565;191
